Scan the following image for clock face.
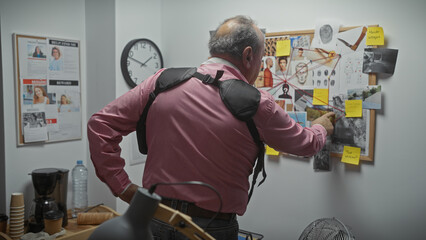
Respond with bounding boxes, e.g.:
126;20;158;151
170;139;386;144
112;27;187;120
120;38;163;88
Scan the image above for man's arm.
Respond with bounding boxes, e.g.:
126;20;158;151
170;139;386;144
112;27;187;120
311;112;335;136
118;183;140;204
257;95;334;157
87;70;163;198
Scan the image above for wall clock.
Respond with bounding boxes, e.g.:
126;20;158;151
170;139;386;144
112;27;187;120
120;38;164;88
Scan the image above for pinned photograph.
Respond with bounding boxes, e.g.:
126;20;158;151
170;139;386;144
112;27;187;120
288;112;307;127
314;146;330;171
363;48;398;74
262;56;276;88
348;85;382;109
294;89;313;112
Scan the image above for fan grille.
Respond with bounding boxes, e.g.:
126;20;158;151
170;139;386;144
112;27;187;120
299;218;354;240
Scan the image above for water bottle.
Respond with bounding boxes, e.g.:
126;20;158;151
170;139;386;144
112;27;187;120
72;160;88;218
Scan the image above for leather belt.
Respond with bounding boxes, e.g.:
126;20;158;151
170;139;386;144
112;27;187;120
160;198;235;221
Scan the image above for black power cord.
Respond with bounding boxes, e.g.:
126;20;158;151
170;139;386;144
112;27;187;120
148;181;223;231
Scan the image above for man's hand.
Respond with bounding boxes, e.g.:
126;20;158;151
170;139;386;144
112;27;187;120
118;183;140;204
311;112;335;136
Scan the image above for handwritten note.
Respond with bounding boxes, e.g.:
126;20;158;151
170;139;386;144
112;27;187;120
345;100;362;117
276;40;291;56
266;145;279;156
341;146;361;165
366;27;384;46
313;89;329;105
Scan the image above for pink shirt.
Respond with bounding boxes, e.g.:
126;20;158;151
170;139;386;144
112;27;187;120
87;61;326;215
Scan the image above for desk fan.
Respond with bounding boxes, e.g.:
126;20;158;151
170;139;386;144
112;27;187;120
298;217;355;240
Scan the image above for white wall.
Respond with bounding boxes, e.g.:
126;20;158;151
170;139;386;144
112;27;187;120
2;1;426;239
161;0;426;239
114;0;162;213
85;0;117;211
0;0;87;217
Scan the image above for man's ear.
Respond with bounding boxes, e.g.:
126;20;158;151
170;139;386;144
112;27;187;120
241;46;253;69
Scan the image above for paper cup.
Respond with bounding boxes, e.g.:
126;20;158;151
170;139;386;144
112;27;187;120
9;221;24;226
8;229;24;236
9;220;24;226
9;211;24;217
8;215;24;221
9;206;24;210
44;210;64;235
9;208;24;214
10;193;24;208
9;223;24;229
8;221;24;227
9;225;24;232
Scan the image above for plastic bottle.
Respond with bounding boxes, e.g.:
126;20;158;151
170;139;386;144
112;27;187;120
72;160;88;218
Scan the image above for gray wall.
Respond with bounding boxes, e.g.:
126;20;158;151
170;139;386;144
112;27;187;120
1;0;426;239
0;15;5;213
161;0;426;239
85;0;117;210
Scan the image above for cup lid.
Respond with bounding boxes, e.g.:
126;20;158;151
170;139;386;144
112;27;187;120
0;213;8;221
44;210;64;220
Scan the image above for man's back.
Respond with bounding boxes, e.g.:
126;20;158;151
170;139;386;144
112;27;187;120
142;63;258;215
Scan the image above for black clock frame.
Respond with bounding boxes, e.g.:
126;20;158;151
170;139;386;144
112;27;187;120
120;38;164;88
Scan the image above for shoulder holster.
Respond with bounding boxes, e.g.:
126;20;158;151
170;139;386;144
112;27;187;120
136;67;266;202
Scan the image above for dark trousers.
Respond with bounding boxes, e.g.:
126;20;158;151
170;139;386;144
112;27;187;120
151;216;239;240
151;198;239;240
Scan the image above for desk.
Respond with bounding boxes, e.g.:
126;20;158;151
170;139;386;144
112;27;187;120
58;205;119;240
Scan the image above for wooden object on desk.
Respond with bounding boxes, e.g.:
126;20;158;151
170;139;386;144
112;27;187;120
58;203;214;240
154;203;215;240
58;205;119;240
77;212;114;225
0;232;12;240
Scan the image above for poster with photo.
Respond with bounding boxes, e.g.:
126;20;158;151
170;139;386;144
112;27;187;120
14;34;81;145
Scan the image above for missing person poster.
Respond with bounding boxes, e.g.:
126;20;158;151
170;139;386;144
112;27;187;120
14;34;81;144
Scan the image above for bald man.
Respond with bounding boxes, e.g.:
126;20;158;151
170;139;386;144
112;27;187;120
88;15;334;239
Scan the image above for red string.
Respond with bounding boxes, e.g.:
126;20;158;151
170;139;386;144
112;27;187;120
260;49;347;121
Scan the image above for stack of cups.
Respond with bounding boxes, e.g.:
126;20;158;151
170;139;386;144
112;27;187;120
9;193;25;240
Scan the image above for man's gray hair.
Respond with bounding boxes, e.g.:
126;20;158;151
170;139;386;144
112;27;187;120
209;16;261;59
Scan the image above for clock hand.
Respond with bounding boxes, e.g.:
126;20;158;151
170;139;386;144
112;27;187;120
128;56;144;67
142;57;153;66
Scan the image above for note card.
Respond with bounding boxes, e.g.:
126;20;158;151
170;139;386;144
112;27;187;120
345;100;362;117
266;145;279;156
341;146;361;165
313;89;329;105
366;27;384;46
276;40;291;56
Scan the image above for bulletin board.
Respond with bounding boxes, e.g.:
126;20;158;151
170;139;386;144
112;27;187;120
13;34;82;145
258;25;379;161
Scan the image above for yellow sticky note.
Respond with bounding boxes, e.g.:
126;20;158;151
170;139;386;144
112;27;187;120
345;100;362;117
366;27;384;46
341;146;361;165
313;89;329;105
266;145;279;156
276;40;291;56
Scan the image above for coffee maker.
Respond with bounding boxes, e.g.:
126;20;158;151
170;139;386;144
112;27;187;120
28;168;69;233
